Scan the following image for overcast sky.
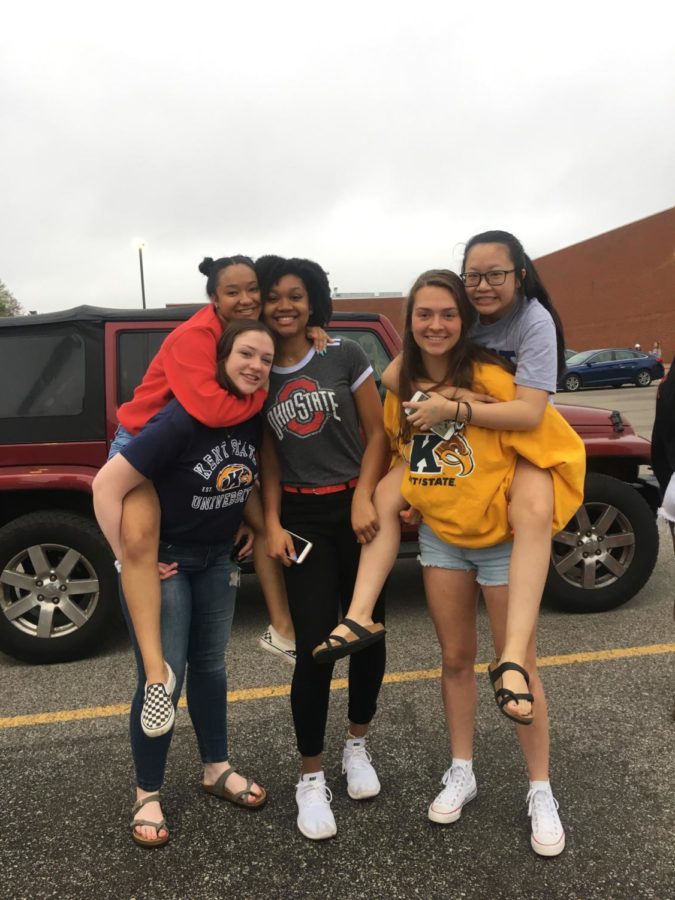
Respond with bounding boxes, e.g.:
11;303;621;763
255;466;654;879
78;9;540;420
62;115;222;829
2;0;674;314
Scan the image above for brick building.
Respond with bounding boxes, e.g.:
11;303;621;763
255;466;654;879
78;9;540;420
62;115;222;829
333;206;675;362
535;206;675;361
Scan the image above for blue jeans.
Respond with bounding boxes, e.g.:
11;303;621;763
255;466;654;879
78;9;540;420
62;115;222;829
120;541;238;791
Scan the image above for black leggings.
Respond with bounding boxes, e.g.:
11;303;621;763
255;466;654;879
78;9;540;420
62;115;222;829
281;489;386;758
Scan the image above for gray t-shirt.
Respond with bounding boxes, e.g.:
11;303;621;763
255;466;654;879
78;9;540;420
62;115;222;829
264;339;373;487
469;297;557;393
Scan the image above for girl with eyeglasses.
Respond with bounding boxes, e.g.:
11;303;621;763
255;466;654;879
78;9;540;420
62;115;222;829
314;231;571;729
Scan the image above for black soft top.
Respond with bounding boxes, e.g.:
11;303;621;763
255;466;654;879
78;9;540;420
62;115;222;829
0;305;381;328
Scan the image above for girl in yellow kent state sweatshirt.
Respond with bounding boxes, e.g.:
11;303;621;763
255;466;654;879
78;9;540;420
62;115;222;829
325;269;584;856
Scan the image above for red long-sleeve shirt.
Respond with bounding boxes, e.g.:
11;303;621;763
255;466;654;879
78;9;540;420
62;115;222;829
117;304;267;434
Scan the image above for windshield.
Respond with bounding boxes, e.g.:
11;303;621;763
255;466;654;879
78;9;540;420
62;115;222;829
566;350;596;365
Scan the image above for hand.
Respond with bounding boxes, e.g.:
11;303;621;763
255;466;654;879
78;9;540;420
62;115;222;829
232;524;254;560
306;326;330;354
404;391;454;430
158;561;178;580
266;523;297;567
400;506;421;526
351;492;380;544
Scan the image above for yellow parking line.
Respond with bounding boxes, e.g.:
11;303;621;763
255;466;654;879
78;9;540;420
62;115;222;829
1;642;673;731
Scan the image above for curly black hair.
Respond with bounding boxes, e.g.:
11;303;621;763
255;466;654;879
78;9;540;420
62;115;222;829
255;255;332;327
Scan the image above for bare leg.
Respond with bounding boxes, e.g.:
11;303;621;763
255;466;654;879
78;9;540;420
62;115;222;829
243;487;294;641
483;585;549;780
500;459;554;718
328;463;408;642
422;566;479;759
120;483;166;685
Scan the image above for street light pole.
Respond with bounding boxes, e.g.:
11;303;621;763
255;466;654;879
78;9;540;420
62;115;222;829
138;243;147;309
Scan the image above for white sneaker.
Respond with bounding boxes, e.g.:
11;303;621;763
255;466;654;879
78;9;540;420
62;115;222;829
342;737;381;800
428;764;477;824
140;661;176;738
258;625;296;666
527;787;566;857
295;772;337;840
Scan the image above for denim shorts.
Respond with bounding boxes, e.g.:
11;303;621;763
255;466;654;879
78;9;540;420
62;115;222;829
418;523;512;586
108;425;135;460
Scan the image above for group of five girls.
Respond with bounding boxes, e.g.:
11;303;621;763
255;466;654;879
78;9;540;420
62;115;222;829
93;231;585;857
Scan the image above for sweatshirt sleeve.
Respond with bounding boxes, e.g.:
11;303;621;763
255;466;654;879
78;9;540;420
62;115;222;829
164;326;267;428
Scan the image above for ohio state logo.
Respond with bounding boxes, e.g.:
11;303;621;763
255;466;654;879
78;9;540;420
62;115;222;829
267;376;341;440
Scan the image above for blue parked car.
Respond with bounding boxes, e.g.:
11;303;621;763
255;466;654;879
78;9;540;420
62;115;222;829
559;348;665;392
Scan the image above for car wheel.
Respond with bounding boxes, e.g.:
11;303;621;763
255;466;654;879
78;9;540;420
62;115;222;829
0;511;118;663
563;373;581;392
634;369;652;387
545;473;659;613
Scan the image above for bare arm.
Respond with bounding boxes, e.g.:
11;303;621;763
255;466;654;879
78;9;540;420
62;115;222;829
405;385;549;432
351;375;391;544
382;353;496;404
92;454;148;560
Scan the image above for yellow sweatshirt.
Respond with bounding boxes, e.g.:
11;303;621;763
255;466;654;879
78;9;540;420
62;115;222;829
384;362;586;548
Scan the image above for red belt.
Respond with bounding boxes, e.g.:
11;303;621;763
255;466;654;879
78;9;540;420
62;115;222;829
282;478;359;496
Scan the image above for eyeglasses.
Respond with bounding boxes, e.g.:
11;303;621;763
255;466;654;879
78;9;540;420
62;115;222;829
461;269;515;287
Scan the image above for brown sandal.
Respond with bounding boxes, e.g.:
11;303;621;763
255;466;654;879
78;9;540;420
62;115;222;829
130;793;169;847
202;765;267;809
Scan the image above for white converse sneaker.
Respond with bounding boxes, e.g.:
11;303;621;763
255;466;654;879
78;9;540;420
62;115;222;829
527;786;565;856
342;737;381;800
295;772;337;840
258;625;296;666
140;662;176;738
428;764;477;824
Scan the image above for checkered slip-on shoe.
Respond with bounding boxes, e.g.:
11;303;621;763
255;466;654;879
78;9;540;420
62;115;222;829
140;662;176;738
258;625;296;666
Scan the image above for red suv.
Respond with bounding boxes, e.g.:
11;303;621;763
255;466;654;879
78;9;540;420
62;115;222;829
0;306;660;662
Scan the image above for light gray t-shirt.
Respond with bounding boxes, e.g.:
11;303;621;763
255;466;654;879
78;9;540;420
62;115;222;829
469;297;557;394
264;339;373;487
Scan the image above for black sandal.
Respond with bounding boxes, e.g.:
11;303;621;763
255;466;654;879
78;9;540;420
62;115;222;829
312;618;386;664
488;659;535;725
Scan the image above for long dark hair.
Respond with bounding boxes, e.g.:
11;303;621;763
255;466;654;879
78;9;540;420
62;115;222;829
215;319;274;398
462;230;566;378
398;269;513;441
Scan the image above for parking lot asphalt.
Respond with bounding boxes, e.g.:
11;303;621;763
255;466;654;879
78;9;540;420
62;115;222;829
1;385;673;900
2;523;674;900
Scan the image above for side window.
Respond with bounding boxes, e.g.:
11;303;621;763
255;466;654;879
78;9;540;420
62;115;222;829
613;350;632;361
0;332;85;418
591;351;613;364
327;329;392;391
117;330;170;405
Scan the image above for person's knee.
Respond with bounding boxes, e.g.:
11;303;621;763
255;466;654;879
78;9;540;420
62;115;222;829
440;650;474;679
121;521;159;561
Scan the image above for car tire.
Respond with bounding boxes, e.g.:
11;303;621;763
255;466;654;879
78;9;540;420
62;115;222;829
634;369;652;387
0;511;119;663
545;473;659;613
563;373;581;392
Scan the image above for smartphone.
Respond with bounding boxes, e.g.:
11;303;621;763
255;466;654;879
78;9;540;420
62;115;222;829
286;530;313;564
404;390;457;440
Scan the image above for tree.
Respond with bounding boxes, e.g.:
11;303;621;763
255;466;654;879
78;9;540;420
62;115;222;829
0;279;25;317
